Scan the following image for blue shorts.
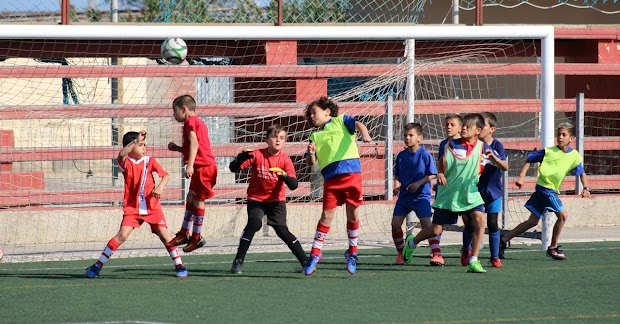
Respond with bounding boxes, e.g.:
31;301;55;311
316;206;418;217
525;191;565;218
393;197;432;218
484;197;502;214
432;205;485;225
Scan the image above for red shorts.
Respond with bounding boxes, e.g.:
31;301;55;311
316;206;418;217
121;210;167;233
322;173;364;211
190;164;218;201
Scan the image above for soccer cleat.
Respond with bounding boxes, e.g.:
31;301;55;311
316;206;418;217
175;265;188;277
85;264;102;278
460;248;471;267
304;253;323;276
166;232;189;247
394;253;405;265
182;236;206;253
231;259;244;274
546;246;566;260
345;251;358;274
466;260;487;273
499;237;509;259
401;234;415;264
489;257;503;268
429;255;445;266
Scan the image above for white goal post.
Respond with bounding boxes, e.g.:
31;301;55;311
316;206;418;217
0;25;556;262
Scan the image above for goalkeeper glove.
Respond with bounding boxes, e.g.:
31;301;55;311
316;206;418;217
229;149;254;172
268;167;287;178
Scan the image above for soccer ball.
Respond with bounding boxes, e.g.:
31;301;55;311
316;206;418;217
161;37;187;64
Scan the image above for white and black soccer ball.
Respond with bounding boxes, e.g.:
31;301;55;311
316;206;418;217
161;37;187;64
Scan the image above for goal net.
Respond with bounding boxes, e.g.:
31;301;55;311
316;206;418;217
0;25;555;262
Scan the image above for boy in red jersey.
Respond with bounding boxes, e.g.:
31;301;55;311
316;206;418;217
228;125;307;274
85;130;187;278
166;95;218;253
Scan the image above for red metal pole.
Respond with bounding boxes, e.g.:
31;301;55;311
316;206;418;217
475;0;483;26
61;0;70;25
277;0;283;26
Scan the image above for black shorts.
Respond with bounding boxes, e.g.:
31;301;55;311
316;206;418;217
247;200;287;227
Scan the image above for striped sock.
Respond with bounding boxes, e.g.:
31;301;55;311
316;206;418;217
429;235;442;256
393;230;404;254
310;222;330;256
347;219;360;255
179;203;194;236
191;208;205;240
166;245;183;266
95;238;120;268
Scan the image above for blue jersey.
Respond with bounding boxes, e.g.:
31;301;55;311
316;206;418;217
394;146;437;200
527;146;584;194
477;139;507;203
313;115;361;181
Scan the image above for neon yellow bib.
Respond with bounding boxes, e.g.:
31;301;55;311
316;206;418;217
537;146;582;193
310;115;360;170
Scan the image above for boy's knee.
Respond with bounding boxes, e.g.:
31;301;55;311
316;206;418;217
431;225;443;236
557;211;568;222
245;217;263;232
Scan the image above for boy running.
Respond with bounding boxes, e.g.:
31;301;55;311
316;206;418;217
85;131;187;278
403;113;493;273
166;95;218;253
500;122;590;260
304;97;372;275
228;125;307;274
461;112;509;267
391;123;438;266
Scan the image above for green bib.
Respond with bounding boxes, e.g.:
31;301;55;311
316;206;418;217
309;115;360;170
537;146;582;193
432;140;484;212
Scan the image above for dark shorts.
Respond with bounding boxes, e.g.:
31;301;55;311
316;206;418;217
525;191;565;218
247;200;287;227
393;197;432;218
432;205;485;225
190;164;218;201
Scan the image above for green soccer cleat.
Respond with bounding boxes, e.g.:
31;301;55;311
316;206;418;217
466;260;487;273
401;234;415;264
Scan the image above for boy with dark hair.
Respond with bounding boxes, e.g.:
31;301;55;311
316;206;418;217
86;130;187;278
461;112;509;267
403;113;493;273
500;122;590;260
228;124;307;274
166;95;218;253
304;96;372;275
391;123;438;266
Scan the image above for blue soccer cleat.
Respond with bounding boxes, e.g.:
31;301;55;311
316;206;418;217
304;253;323;276
85;264;102;278
345;251;358;274
175;264;188;277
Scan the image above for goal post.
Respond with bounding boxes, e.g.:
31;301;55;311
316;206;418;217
0;25;556;262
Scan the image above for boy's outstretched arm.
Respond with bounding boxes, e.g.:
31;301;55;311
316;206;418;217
515;161;531;189
579;172;591;197
355;121;372;143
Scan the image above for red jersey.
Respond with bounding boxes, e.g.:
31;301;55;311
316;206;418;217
117;155;169;215
239;148;296;202
183;115;216;166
